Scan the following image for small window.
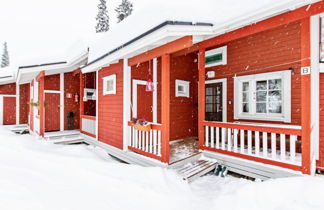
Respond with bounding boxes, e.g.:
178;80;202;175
84;88;96;100
234;70;291;122
103;74;116;95
205;46;227;67
175;80;190;97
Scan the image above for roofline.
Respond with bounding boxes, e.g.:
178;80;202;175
0;76;13;79
18;61;67;69
82;21;213;69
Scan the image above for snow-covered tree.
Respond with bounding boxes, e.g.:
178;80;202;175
1;42;9;68
115;0;133;23
95;0;110;33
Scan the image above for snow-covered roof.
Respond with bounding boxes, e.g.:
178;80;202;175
0;67;15;85
83;0;319;73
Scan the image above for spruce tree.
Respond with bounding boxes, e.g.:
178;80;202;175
1;42;9;68
115;0;133;23
95;0;110;33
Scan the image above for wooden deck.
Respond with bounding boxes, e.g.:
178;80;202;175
169;137;200;164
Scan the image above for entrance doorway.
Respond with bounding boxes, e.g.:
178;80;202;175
132;79;153;122
45;93;60;131
205;79;227;122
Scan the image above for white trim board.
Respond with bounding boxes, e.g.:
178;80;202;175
16;84;20;125
60;73;64;131
123;58;131;150
0;96;3;125
205;78;227;122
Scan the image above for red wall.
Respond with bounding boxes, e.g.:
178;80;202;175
64;72;80;130
318;73;324;170
0;83;16;95
205;20;302;125
3;97;16;125
170;54;198;140
44;74;60;91
83;72;96;116
19;84;30;124
98;60;124;149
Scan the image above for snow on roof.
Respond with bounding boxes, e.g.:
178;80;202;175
0;66;14;77
88;0;318;66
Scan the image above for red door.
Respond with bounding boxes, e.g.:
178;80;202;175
45;93;60;131
3;97;16;125
137;85;153;122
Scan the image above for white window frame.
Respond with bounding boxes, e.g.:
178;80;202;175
103;74;116;95
205;46;227;68
175;79;190;98
234;70;291;122
84;88;96;100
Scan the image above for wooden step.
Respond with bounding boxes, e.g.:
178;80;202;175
177;159;217;182
53;136;84;145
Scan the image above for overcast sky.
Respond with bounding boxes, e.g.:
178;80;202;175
0;0;147;67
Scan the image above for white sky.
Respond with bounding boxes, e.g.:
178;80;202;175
0;0;147;67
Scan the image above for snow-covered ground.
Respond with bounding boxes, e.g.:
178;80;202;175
0;126;324;210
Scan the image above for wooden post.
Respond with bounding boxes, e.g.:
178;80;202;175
37;71;45;137
161;54;170;163
80;73;84;131
198;49;206;149
300;17;312;175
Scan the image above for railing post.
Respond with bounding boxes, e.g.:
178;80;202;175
300;17;312;175
161;54;170;163
198;49;206;149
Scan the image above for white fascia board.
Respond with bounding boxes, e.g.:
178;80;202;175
82;24;214;73
209;0;320;39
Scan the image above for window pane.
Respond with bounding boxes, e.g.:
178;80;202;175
206;104;213;112
256;80;267;90
256;91;267;102
256;103;267;113
269;79;282;90
243;82;249;91
206;96;213;103
269;102;282;113
178;85;185;93
107;80;114;91
242;92;248;102
206;87;213;95
268;91;281;102
242;103;249;113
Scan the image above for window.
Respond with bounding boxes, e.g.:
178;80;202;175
175;80;190;97
234;70;291;122
84;88;96;100
205;46;227;67
103;74;116;95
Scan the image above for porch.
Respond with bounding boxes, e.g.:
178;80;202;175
123;32;311;176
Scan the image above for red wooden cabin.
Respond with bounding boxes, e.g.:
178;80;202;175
0;67;29;126
78;0;324;178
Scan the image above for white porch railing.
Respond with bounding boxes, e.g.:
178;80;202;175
81;115;96;137
128;122;162;160
202;122;302;166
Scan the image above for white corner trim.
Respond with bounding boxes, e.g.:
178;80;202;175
16;83;20;125
123;58;131;150
153;58;158;123
96;70;99;141
103;74;117;95
310;15;320;164
205;78;227;122
60;73;64;131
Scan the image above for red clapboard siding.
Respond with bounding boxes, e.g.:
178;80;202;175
64;72;80;130
3;97;16;125
19;84;30;124
98;60;124;149
318;73;324;170
0;83;16;95
205;20;302;125
44;74;60;91
45;93;60;131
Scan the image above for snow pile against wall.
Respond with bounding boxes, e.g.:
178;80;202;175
0;126;324;210
88;0;318;64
